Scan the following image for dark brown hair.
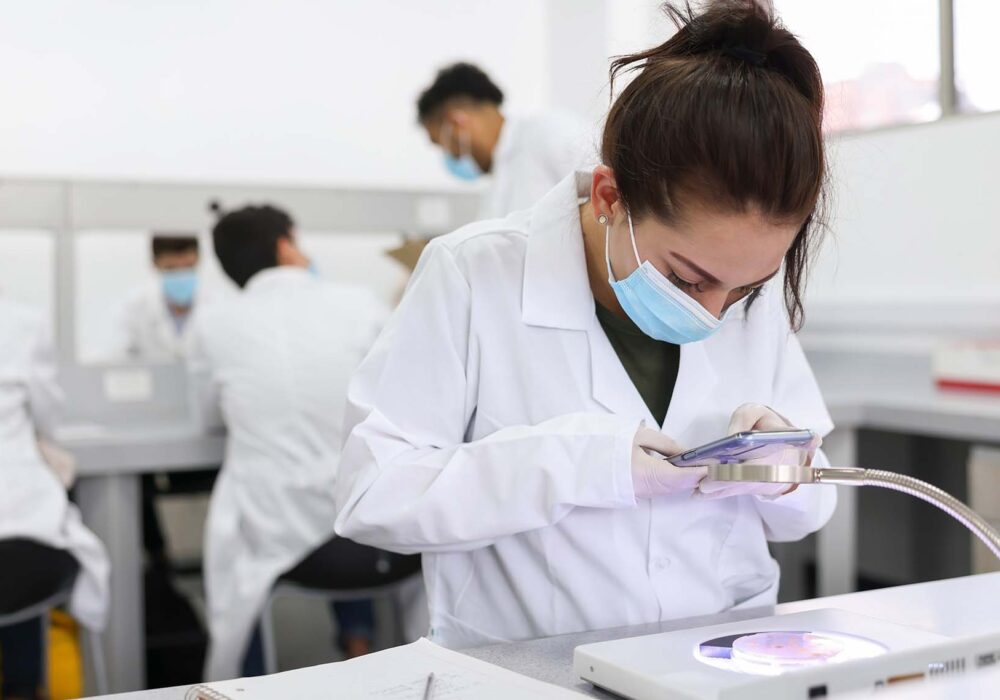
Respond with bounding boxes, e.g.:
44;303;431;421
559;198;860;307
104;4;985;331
151;234;199;260
602;0;826;329
212;204;294;288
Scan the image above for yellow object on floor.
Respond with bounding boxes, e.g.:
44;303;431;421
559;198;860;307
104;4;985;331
48;610;83;700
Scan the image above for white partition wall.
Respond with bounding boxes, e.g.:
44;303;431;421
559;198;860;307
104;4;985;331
0;178;480;362
803;112;1000;349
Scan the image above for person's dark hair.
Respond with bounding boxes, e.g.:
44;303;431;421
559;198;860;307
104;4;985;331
151;234;198;260
603;0;826;330
211;204;294;288
417;62;504;123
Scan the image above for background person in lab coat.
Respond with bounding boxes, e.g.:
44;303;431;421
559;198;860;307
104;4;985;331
417;62;594;219
0;299;109;697
189;205;420;680
336;0;837;649
109;234;211;362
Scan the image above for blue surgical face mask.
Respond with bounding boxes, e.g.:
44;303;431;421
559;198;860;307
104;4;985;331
440;121;482;182
605;212;733;344
161;268;198;307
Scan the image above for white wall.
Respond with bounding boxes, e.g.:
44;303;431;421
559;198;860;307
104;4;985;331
0;0;550;189
804;112;1000;346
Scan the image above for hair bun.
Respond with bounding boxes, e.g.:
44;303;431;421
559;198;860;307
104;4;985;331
721;44;768;66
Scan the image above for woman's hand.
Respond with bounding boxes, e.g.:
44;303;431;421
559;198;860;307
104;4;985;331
698;403;821;500
631;426;706;499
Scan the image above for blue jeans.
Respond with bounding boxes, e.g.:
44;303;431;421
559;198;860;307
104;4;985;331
0;616;44;698
330;600;375;650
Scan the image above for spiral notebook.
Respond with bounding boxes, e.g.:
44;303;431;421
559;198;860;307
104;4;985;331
184;638;583;699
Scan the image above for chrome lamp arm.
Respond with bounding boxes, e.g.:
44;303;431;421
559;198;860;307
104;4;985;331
706;463;1000;560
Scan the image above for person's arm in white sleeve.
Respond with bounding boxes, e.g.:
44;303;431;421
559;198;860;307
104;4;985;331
752;319;838;542
334;241;640;555
25;315;64;437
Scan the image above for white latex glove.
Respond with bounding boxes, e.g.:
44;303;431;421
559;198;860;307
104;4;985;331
698;403;821;500
631;426;707;499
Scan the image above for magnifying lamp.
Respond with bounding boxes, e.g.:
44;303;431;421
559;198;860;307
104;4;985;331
706;463;1000;560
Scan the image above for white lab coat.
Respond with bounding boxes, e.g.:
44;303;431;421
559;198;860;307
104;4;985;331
479;112;595;219
107;282;223;362
188;267;389;680
335;172;837;649
0;300;109;630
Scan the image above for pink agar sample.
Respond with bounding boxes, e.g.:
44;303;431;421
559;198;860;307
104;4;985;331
732;632;845;667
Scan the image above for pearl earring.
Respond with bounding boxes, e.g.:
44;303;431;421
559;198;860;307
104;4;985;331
598;214;609;225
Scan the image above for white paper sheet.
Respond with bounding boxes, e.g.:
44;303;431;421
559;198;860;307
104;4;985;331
186;638;583;700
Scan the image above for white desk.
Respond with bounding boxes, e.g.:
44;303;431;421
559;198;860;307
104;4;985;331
88;573;1000;699
70;426;225;693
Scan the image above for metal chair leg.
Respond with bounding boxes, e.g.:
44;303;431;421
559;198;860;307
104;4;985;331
389;591;406;647
87;629;110;696
260;594;279;675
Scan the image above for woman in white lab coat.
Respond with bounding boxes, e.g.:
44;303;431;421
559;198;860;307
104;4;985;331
0;299;110;680
336;1;837;649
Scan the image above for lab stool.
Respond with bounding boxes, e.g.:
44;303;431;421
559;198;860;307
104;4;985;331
259;569;422;675
0;579;108;698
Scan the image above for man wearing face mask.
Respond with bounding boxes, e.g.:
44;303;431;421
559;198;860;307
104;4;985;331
417;62;594;219
108;234;215;361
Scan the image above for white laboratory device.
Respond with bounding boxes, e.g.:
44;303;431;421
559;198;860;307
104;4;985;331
574;609;1000;699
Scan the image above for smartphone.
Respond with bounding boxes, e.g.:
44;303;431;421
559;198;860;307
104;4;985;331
668;429;816;467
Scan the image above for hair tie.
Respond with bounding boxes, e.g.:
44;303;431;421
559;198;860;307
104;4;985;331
722;45;768;67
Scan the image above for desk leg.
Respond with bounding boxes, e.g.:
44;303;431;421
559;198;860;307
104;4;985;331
76;474;145;693
817;428;859;596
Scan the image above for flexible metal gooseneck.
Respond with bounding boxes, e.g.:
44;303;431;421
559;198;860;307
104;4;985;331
706;463;1000;560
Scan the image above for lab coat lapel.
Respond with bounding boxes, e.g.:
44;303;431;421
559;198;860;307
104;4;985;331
521;172;654;425
584;316;656;424
662;341;719;439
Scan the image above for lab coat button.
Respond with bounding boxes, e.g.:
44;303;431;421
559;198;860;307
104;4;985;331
653;557;671;571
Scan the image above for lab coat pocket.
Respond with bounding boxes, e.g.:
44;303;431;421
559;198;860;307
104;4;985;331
717;497;777;609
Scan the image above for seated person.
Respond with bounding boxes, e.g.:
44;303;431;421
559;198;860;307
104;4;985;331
0;298;109;699
189;205;419;681
108;234;216;362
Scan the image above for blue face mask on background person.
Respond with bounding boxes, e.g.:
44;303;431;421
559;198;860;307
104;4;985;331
605;212;732;344
161;268;198;307
440;121;482;181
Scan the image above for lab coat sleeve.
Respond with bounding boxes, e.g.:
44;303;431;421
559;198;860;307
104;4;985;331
186;316;224;431
752;312;837;542
334;242;639;555
25;314;64;437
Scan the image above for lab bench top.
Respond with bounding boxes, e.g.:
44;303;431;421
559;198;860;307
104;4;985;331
812;351;1000;444
59;424;225;475
64;350;1000;478
89;572;1000;700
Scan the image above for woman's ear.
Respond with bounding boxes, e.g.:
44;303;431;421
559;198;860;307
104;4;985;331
590;165;620;224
